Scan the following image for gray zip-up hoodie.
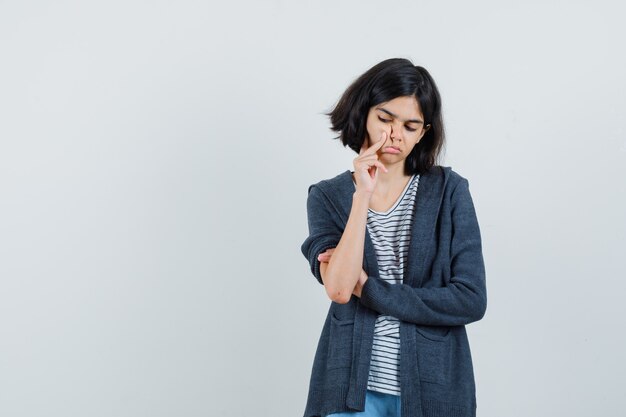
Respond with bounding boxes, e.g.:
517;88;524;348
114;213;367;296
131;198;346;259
300;165;487;417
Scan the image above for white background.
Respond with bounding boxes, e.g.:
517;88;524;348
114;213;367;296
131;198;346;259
1;1;625;416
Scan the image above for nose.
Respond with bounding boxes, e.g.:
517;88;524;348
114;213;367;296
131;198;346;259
389;124;403;142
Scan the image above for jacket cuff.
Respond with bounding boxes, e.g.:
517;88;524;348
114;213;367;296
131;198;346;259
309;238;340;285
360;275;387;312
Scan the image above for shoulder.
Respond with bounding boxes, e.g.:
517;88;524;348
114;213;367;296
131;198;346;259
433;166;478;210
423;165;468;189
306;169;353;196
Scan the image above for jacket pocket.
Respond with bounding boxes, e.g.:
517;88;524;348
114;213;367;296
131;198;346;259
415;326;451;385
327;313;355;370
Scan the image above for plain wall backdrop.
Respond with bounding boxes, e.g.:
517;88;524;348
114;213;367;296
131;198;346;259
1;1;625;416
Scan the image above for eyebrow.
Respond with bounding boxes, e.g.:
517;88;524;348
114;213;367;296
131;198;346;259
376;107;424;124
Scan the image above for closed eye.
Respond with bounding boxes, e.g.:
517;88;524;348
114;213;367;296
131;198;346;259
378;116;417;132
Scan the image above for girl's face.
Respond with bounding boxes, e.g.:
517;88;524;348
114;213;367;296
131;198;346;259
364;95;429;160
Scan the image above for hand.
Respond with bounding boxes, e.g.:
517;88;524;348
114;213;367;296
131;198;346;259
353;130;390;196
318;248;368;298
318;248;335;286
317;247;335;263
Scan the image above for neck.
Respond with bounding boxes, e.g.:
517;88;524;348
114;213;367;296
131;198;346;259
375;161;410;189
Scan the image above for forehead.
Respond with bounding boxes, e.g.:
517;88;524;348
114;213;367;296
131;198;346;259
372;96;424;121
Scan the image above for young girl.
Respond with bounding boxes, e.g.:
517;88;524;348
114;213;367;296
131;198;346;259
301;58;487;417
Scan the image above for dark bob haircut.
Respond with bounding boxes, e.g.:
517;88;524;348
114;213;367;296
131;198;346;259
325;58;445;176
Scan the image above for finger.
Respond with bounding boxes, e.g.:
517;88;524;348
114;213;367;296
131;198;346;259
357;152;383;164
357;160;385;178
318;252;332;261
376;131;390;151
374;131;389;149
374;161;388;173
356;156;379;170
369;164;376;180
362;131;389;157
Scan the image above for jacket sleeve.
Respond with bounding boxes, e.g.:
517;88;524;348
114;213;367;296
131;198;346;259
300;184;343;285
359;177;487;326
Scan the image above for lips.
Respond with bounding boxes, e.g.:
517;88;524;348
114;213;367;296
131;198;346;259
383;146;401;154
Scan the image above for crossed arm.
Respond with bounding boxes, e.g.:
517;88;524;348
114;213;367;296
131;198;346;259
318;249;367;298
301;177;487;326
301;184;372;304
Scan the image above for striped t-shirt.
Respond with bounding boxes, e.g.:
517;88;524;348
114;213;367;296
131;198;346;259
352;173;420;396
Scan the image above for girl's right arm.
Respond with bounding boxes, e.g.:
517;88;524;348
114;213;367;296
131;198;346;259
320;190;371;303
321;132;389;303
